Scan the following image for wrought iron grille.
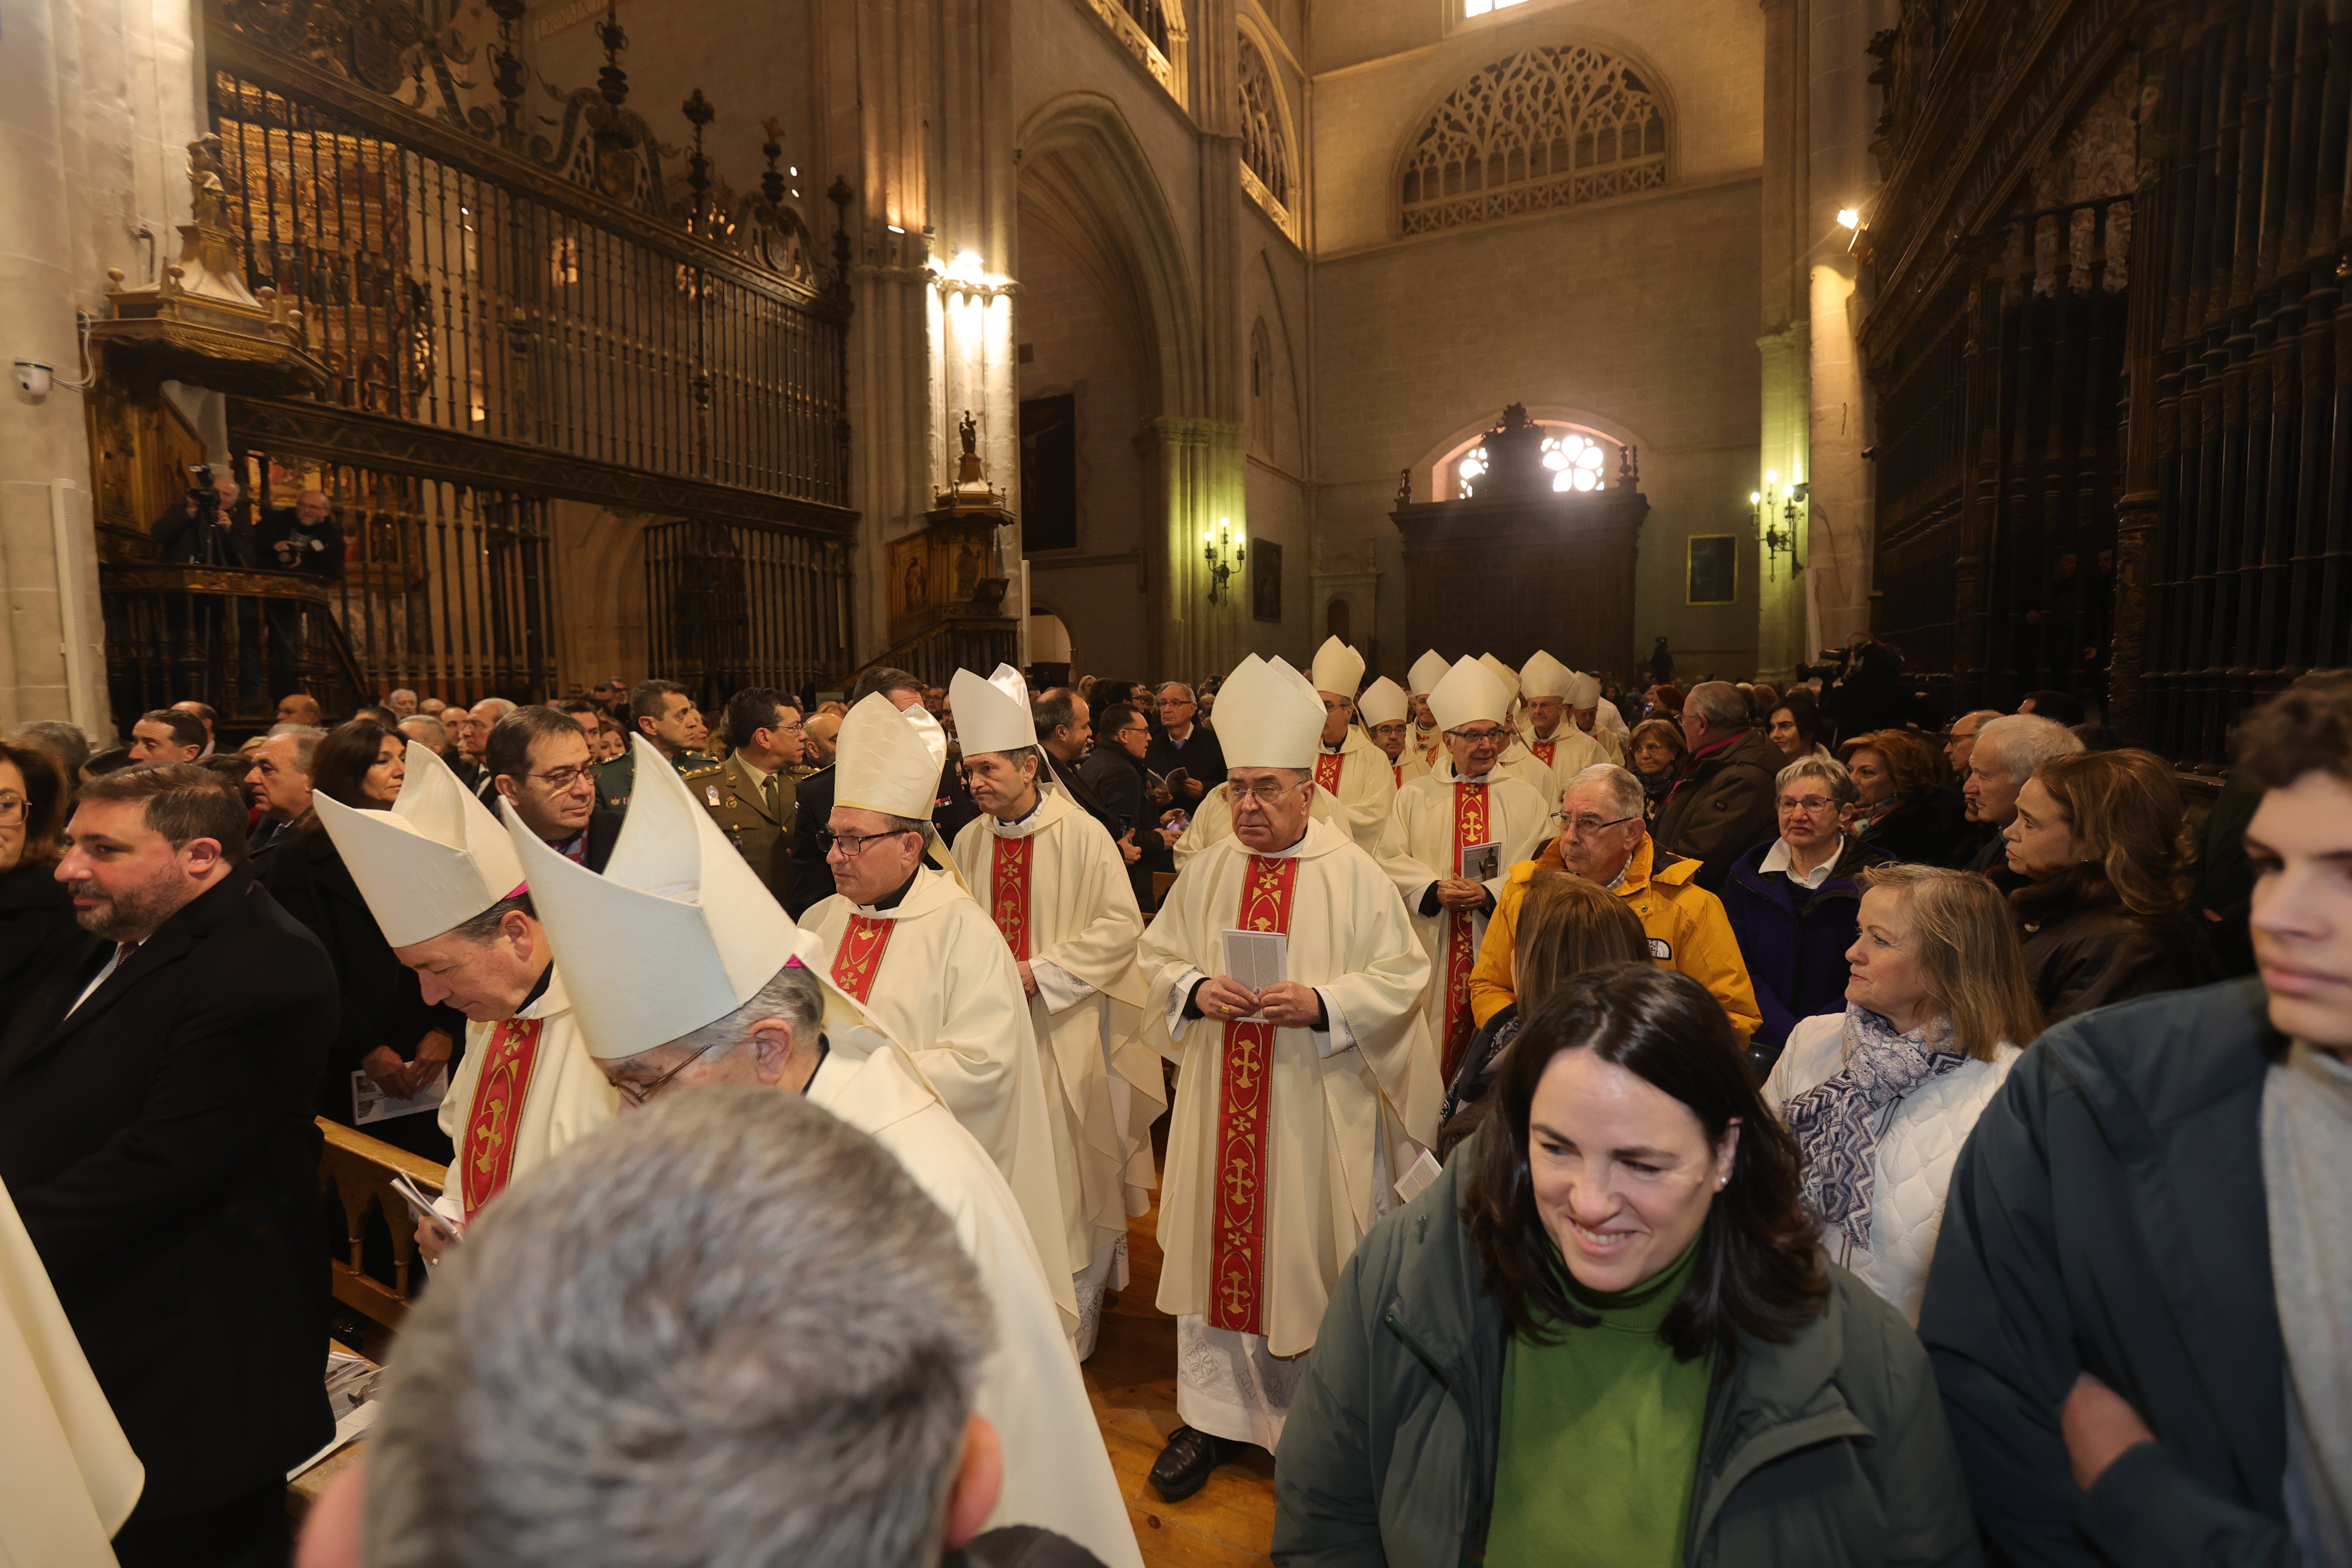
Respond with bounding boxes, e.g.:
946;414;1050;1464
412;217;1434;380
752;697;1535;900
644;519;852;714
229;442;558;706
206;70;849;507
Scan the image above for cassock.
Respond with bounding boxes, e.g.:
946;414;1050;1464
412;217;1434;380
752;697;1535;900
803;867;1079;1336
1140;816;1437;1442
1172;778;1342;868
434;966;617;1223
808;1035;1144;1568
1376;768;1554;1080
951;788;1167;1357
1310;726;1398;852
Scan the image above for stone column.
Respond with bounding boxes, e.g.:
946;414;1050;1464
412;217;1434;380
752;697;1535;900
1754;0;1812;684
0;0;201;735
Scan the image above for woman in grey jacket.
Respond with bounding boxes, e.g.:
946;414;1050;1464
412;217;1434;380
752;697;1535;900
1272;965;1978;1568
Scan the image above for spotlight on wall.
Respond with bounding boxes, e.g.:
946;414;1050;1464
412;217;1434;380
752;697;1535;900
1835;207;1862;230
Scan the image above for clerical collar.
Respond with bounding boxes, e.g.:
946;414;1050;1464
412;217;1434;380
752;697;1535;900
1250;825;1311;859
1323;739;1346;754
989;794;1047;838
514;959;555;1016
799;1035;833;1095
869;867;922;912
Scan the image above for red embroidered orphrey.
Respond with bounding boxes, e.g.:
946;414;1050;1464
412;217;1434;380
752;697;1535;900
1314;750;1344;795
990;833;1033;962
1529;737;1558;768
1441;782;1492;1080
459;1017;545;1220
1208;853;1298;1337
830;914;897;1003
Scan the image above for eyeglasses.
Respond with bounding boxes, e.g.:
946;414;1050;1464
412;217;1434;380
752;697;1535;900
818;828;912;857
1448;727;1510;744
1158;698;1193;709
526;764;594;790
1777;794;1838;813
1228;780;1305;804
0;796;23;827
1562;812;1640;836
1116;726;1149;739
613;1040;722;1107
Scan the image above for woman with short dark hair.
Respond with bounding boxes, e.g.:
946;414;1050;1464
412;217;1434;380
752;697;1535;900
1274;965;1976;1567
0;740;96;1032
256;718;461;1157
1626;717;1687;820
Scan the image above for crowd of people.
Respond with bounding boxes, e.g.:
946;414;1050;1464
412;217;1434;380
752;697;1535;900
0;637;2344;1568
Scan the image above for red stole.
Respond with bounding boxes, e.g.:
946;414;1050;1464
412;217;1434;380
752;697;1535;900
989;832;1033;962
1393;761;1403;789
1209;853;1298;1338
1441;783;1491;1080
1529;735;1558;768
830;914;897;1002
459;1016;545;1220
1314;749;1344;794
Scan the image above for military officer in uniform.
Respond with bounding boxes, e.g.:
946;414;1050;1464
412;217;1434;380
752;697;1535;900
691;687;805;901
594;678;713;811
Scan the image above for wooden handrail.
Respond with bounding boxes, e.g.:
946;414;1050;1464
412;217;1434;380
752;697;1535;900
317;1117;445;1332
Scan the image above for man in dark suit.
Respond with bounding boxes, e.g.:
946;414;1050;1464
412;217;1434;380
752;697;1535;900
1080;698;1168;910
485;705;621;872
1145;681;1225;807
0;763;336;1567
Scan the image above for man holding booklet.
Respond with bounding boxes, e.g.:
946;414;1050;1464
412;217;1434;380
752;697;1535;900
1376;655;1556;1081
1135;653;1436;1503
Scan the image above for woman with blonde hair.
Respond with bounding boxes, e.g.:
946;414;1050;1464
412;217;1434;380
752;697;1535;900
1764;863;2041;1322
2003;746;2210;1020
1437;869;1648;1147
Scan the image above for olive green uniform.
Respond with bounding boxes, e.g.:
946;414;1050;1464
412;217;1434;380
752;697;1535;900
594;745;714;813
690;752;796;900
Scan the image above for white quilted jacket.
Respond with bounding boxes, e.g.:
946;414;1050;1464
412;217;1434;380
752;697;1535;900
1764;1012;2020;1325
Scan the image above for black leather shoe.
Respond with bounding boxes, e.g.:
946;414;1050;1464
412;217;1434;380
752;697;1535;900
1149;1424;1247;1502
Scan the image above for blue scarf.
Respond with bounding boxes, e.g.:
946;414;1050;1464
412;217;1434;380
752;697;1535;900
1782;1005;1964;1250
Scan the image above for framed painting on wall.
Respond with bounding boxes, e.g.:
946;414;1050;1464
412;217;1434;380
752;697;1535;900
1253;539;1283;622
1686;534;1738;606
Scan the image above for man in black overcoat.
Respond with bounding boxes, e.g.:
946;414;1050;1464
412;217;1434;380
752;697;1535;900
0;763;336;1567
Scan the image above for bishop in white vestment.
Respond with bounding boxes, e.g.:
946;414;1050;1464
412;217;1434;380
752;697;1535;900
1516;649;1614;797
1171;776;1341;868
1406;649;1449;768
1306;635;1397;851
801;694;1078;1337
1358;675;1428;790
1137;655;1436;1499
508;770;1142;1568
316;741;617;1240
948;666;1165;1358
1375;658;1554;1081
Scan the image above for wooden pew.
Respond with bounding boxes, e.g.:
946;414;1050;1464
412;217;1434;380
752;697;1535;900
317;1116;446;1334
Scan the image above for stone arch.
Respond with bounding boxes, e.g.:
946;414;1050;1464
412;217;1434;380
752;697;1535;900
1395;40;1672;237
1410;404;1650;503
1236;21;1300;242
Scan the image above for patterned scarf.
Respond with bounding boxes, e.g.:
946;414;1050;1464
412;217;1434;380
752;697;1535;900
1783;1005;1965;1250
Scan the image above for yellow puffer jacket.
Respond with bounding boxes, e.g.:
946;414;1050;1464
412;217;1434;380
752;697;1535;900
1469;835;1762;1044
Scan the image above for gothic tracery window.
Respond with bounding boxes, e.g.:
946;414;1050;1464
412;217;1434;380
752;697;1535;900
1399;45;1668;236
1238;36;1297;240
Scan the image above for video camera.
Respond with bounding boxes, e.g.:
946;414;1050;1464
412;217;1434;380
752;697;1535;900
186;463;223;524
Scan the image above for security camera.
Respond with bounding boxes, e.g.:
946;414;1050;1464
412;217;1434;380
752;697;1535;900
15;362;54;398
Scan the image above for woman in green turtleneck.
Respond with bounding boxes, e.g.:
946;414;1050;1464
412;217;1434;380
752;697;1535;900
1272;965;1978;1568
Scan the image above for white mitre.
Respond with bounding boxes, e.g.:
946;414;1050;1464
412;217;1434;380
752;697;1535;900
836;692;946;821
1408;650;1449;697
505;735;801;1061
1215;654;1324;771
1564;669;1602;708
1357;676;1410;728
950;665;1034;757
313;736;527;946
1309;635;1366;699
1478;652;1522;704
1519;650;1573;701
1431;656;1511;733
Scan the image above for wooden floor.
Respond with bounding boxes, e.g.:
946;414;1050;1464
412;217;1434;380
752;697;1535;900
1082;1200;1278;1568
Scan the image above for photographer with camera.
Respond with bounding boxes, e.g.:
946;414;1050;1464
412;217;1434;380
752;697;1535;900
153;467;268;704
254;489;346;701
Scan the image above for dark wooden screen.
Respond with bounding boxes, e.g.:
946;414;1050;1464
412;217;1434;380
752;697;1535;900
644;520;852;713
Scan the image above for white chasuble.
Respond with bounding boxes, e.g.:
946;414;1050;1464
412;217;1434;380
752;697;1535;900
1517;720;1611;802
951;793;1167;1286
435;968;618;1220
1171;779;1340;870
1375;772;1553;1081
1140;818;1437;1358
1310;727;1399;853
1432;744;1562;834
804;870;1078;1335
1389;748;1431;791
806;1042;1142;1568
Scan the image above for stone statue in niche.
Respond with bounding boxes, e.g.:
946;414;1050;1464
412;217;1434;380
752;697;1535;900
953;410;989;495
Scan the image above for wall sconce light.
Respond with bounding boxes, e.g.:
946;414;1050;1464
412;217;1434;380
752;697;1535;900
1835;207;1861;230
1204;517;1245;604
1752;477;1807;581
